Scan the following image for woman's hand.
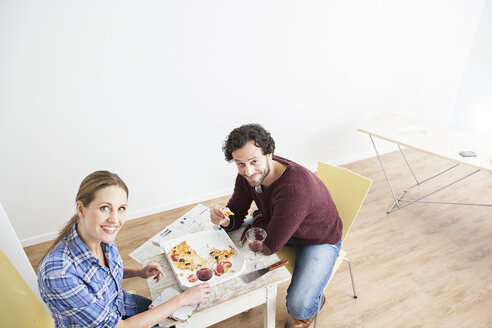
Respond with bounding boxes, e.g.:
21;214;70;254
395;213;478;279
179;283;211;306
139;262;165;282
210;205;230;227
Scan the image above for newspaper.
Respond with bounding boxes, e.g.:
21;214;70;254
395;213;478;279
129;203;215;264
149;288;197;321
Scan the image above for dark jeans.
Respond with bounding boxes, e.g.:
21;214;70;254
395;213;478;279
122;294;167;327
133;294;153;315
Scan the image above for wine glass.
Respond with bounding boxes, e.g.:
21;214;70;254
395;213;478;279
194;256;215;302
194;255;215;282
246;227;267;269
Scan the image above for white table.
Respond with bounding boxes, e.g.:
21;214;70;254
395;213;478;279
144;228;291;328
358;112;492;213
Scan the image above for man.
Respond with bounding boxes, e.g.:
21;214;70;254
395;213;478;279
210;123;343;328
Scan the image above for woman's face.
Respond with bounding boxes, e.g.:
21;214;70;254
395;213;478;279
76;185;127;249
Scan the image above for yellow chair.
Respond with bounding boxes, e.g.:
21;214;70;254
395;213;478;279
276;161;372;326
0;250;54;328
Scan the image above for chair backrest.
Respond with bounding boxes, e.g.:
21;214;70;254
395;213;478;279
276;162;372;274
316;162;372;245
0;202;41;300
0;250;54;327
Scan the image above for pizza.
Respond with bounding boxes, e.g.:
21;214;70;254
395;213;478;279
168;240;235;275
168;241;197;270
187;273;198;283
214;261;232;276
220;208;234;218
209;246;235;264
168;241;196;258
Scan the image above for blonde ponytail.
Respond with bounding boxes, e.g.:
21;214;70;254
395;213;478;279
38;214;79;266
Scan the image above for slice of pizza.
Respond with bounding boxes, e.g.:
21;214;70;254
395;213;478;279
214;261;232;276
210;245;235;264
168;241;192;259
220;208;234;218
187;273;198;283
176;256;195;270
168;241;198;270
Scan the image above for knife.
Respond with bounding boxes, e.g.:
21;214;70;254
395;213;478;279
242;259;289;283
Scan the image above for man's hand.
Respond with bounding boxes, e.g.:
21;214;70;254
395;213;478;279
262;244;272;255
210;205;231;227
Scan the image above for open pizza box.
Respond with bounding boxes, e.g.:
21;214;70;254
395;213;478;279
160;230;245;290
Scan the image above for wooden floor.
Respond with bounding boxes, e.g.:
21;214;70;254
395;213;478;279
25;149;492;328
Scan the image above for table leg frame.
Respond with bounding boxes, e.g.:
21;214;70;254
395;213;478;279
369;135;401;210
171;284;278;328
263;284;277;328
368;136;492;213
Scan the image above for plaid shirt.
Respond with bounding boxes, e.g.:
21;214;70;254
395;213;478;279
38;224;137;327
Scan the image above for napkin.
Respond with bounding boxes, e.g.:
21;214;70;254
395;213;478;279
149;288;198;321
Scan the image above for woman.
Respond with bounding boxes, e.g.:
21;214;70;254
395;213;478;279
38;171;209;327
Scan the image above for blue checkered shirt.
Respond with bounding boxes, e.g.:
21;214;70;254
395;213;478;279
38;224;137;327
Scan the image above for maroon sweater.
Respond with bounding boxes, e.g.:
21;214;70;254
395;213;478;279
225;155;342;253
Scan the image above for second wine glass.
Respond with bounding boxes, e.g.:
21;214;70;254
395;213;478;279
246;227;267;269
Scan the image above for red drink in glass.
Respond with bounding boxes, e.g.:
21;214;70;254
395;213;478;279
246;227;267;270
197;267;213;281
249;240;263;252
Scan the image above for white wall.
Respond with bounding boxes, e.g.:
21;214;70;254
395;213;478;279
0;0;486;245
451;0;492;137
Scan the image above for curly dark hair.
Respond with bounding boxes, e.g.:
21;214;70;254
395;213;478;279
222;123;276;162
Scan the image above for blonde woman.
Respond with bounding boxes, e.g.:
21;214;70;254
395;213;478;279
38;171;209;327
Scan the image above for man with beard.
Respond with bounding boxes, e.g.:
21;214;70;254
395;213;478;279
210;123;343;328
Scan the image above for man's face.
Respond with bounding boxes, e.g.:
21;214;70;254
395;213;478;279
232;140;272;187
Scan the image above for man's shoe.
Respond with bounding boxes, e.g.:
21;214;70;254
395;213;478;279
285;315;315;328
285;294;326;328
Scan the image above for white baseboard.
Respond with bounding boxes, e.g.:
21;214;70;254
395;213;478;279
331;151;380;166
21;187;234;247
125;187;234;222
21;150;389;248
305;150;387;172
21;231;59;247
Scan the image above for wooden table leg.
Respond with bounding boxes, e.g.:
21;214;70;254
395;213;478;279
263;284;278;328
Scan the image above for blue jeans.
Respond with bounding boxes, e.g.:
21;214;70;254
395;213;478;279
285;238;342;319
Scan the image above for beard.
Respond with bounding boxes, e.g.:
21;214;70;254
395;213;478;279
245;159;271;187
